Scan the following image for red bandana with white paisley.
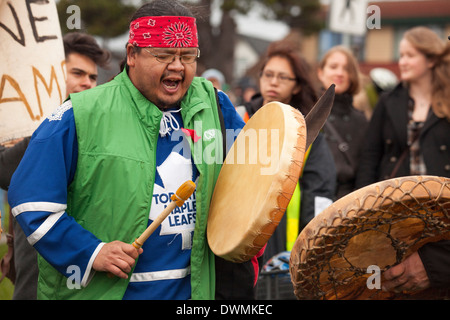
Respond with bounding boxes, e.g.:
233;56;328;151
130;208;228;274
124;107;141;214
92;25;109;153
129;16;198;48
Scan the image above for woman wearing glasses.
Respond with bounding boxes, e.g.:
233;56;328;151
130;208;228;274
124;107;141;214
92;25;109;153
243;40;336;268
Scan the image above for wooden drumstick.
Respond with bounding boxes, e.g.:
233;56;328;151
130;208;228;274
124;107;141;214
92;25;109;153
107;180;196;278
131;180;196;249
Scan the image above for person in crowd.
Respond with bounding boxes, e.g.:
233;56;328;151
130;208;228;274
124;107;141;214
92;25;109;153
356;26;450;294
201;68;225;90
317;45;369;199
0;32;110;300
243;40;336;264
234;77;258;121
0;32;111;191
7;0;245;300
0;32;111;300
63;32;111;97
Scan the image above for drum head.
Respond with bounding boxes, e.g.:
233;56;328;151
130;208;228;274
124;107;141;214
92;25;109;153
290;175;450;300
208;102;306;263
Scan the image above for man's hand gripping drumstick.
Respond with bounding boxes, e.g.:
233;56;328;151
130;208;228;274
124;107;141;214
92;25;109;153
131;180;196;250
94;180;196;279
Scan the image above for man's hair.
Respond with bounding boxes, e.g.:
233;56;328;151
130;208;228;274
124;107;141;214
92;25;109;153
130;0;194;22
63;32;111;69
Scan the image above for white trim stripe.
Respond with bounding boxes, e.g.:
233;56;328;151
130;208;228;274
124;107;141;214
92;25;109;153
81;243;105;287
27;211;65;246
130;266;191;283
11;202;67;217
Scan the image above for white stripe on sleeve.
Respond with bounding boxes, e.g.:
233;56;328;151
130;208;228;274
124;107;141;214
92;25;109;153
27;210;65;245
11;202;67;217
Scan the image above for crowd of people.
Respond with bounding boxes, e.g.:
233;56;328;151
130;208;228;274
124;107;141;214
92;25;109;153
1;0;449;300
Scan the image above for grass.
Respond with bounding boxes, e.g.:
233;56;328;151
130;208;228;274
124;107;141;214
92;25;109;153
1;201;14;300
0;242;14;300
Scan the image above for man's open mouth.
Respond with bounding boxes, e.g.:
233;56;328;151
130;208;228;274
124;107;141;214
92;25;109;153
162;79;181;91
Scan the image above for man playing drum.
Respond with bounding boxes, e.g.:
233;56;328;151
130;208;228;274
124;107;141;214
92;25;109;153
7;0;245;300
1;32;110;300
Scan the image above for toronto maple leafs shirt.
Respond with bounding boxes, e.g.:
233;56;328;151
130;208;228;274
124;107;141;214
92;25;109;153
8;90;245;299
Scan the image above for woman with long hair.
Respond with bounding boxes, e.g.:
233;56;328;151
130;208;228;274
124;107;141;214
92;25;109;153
318;45;369;199
356;26;450;295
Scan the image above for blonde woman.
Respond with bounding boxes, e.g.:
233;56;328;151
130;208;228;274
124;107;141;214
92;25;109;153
356;26;450;295
318;45;369;199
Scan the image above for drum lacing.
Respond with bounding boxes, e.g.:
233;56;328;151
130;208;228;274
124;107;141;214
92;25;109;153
159;109;181;137
292;177;450;300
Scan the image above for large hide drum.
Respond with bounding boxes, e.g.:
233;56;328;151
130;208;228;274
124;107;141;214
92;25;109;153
290;175;450;300
207;102;307;263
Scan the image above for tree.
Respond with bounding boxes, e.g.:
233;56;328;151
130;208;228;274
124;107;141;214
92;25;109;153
195;0;237;83
56;0;137;38
218;0;322;34
194;0;323;84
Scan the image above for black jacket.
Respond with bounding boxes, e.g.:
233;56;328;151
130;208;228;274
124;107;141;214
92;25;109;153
356;83;450;187
356;82;450;290
323;93;368;199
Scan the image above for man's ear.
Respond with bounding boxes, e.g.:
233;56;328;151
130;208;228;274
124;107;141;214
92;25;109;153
126;44;137;67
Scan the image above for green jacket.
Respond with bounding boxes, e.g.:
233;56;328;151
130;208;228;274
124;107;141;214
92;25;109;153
37;69;223;299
